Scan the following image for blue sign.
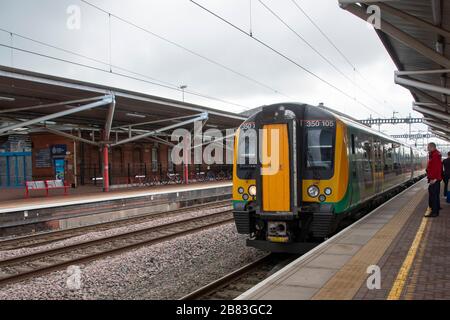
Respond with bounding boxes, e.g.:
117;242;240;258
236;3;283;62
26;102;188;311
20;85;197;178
51;144;67;157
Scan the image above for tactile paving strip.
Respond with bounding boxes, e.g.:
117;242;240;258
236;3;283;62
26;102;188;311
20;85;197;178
312;189;427;300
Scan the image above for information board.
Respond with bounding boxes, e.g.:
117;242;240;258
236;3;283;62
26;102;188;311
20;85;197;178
35;148;52;168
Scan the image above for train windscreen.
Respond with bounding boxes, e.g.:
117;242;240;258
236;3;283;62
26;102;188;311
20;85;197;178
304;124;335;179
236;127;257;180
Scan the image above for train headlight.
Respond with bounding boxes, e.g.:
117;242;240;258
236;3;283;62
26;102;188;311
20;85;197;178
242;194;249;201
307;185;320;198
248;185;257;196
324;187;332;196
238;187;245;194
318;195;326;202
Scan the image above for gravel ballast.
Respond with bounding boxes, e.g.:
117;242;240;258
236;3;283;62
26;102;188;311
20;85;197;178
0;223;266;300
0;205;231;260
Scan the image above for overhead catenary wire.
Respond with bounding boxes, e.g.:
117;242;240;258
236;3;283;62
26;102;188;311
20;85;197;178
0;28;181;89
249;0;253;37
257;0;390;115
0;43;249;110
189;0;385;118
9;32;13;67
290;0;398;112
1;1;398;119
79;0;293;101
0;28;250;110
291;0;356;71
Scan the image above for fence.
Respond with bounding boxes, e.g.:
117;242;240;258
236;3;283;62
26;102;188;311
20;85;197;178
78;163;232;186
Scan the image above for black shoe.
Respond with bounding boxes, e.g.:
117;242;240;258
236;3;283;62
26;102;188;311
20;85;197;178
425;213;438;218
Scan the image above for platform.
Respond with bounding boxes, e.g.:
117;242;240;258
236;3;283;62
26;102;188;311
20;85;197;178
0;181;231;214
238;178;450;300
0;181;232;237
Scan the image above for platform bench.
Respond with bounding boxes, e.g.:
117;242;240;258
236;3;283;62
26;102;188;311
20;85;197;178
25;180;69;197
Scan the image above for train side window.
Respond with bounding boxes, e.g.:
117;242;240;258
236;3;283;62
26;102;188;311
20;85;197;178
351;134;355;155
363;141;370;159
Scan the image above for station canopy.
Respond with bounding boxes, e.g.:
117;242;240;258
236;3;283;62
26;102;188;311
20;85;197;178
339;0;450;141
0;65;246;147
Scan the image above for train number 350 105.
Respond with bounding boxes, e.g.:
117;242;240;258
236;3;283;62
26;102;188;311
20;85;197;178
304;120;335;127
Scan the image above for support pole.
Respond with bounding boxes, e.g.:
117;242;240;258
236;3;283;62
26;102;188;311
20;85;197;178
184;145;189;185
73;140;78;188
103;144;110;192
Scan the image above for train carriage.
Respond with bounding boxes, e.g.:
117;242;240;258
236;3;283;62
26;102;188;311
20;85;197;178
232;103;427;253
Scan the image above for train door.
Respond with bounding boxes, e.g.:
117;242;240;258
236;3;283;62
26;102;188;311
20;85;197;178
349;132;360;206
373;140;383;193
358;135;375;201
261;124;291;212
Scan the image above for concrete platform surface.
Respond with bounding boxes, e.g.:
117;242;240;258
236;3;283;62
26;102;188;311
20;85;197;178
238;179;450;300
0;181;231;213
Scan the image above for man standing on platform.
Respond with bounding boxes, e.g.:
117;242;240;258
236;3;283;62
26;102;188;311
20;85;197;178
442;152;450;197
426;142;442;218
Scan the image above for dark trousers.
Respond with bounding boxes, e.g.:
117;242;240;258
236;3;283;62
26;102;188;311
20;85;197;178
428;181;441;215
444;174;450;196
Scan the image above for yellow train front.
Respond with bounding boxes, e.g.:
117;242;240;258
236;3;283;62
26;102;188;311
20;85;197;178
232;103;426;253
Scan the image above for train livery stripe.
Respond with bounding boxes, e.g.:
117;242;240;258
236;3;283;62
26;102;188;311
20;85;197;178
301;120;349;206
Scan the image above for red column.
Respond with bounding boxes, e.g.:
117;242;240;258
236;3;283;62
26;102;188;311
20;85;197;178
103;145;110;192
184;150;189;185
184;139;189;185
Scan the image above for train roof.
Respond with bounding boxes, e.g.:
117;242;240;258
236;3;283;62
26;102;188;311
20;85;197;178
321;106;426;154
245;102;426;154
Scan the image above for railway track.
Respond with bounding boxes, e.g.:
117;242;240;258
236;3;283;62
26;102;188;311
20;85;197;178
180;253;297;300
0;209;233;287
0;200;231;250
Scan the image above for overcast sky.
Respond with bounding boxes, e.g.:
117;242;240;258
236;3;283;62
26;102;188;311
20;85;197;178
0;0;443;145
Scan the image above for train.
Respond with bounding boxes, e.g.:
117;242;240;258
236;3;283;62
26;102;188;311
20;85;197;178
232;103;427;253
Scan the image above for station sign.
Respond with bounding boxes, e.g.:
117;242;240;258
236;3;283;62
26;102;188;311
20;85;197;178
51;144;68;157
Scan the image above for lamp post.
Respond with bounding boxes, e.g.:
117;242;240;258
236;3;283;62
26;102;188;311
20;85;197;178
179;85;188;184
180;85;187;102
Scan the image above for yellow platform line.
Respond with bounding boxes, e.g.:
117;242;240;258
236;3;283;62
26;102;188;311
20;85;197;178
312;190;426;300
387;216;429;300
403;223;429;300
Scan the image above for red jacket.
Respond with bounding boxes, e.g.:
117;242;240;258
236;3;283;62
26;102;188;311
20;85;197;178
427;150;442;180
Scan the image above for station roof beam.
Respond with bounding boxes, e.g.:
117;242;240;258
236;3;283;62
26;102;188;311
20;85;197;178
0;96;113;135
0;66;245;144
339;0;450;141
111;112;209;147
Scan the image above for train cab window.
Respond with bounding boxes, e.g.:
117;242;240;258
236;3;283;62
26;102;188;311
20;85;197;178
304;126;335;179
236;129;257;179
238;133;257;165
